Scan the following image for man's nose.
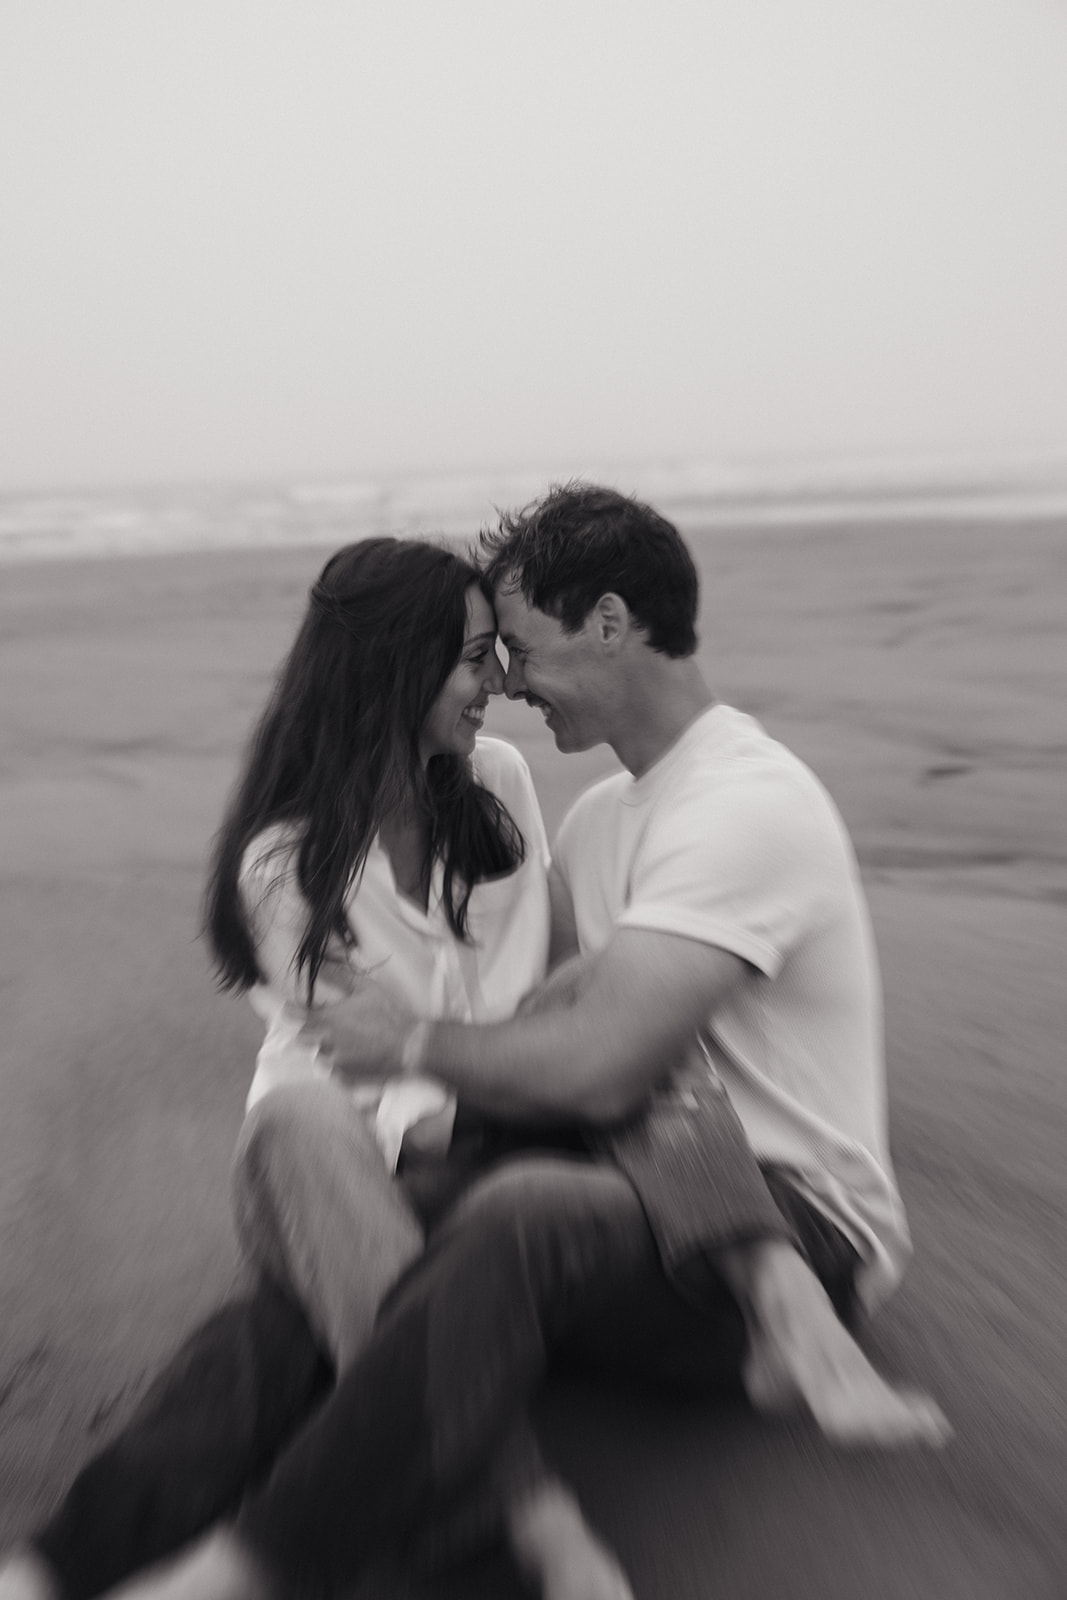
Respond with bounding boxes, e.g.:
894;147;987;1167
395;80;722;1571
503;656;524;700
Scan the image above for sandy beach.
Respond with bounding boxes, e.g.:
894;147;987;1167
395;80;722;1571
1;517;1064;1598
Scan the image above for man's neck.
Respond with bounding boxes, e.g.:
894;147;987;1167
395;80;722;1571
609;661;716;778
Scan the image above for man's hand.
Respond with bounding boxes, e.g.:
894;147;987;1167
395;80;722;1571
299;979;418;1081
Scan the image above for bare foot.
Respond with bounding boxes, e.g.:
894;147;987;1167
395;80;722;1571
104;1529;270;1600
0;1552;60;1600
507;1481;634;1600
735;1243;952;1448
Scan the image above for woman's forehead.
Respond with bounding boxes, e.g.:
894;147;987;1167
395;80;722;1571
464;585;497;637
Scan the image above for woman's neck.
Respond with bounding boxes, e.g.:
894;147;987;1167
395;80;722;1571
378;806;432;912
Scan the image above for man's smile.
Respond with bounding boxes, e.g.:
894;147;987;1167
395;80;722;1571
521;693;553;718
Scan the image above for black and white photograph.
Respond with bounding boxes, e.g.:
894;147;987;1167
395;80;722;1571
1;5;1064;1597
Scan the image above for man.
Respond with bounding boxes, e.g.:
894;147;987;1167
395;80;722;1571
61;484;945;1600
323;481;940;1425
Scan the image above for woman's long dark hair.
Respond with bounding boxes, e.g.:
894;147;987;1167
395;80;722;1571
205;537;524;998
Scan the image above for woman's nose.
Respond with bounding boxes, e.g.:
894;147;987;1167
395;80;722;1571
484;649;506;694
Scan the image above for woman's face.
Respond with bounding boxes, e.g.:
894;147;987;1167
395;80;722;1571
419;586;505;763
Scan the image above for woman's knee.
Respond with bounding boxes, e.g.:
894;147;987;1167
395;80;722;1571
231;1081;380;1230
236;1080;364;1173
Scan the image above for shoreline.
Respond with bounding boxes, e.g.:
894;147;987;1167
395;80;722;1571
3;475;1067;567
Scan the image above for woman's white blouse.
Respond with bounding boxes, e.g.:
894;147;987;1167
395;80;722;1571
240;738;551;1143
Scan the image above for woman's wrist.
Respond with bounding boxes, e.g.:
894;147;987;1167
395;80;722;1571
400;1018;432;1077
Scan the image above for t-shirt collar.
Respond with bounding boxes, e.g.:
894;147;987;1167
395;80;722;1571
623;702;729;805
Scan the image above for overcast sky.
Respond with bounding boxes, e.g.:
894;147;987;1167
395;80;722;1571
3;0;1066;492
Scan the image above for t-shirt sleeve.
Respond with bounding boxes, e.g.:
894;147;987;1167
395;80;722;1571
617;764;837;977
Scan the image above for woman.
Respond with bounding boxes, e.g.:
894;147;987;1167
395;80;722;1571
1;538;630;1600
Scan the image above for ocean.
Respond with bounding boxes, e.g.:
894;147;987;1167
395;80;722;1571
3;455;1067;564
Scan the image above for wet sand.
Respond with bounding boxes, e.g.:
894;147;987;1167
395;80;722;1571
0;518;1064;1597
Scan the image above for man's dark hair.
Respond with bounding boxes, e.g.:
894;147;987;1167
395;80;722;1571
479;482;699;657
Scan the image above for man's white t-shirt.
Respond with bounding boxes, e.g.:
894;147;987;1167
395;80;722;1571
554;704;910;1309
240;737;551;1163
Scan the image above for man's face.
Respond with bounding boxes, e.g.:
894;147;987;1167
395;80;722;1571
493;582;610;753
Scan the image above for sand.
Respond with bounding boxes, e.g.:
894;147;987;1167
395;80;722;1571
0;518;1064;1597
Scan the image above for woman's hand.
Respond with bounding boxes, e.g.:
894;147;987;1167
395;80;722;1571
299;980;418;1081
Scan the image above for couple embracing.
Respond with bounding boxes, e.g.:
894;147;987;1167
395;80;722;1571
2;484;948;1600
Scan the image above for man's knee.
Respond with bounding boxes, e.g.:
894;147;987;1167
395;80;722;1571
443;1156;650;1272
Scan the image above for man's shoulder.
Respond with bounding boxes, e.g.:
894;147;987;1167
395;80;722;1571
672;706;835;819
611;711;851;889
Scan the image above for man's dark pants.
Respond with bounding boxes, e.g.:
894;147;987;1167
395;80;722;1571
35;1116;857;1598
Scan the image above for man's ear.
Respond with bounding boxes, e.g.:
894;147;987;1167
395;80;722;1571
592;592;631;647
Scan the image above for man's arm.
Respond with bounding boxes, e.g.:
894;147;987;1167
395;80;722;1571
325;928;748;1125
